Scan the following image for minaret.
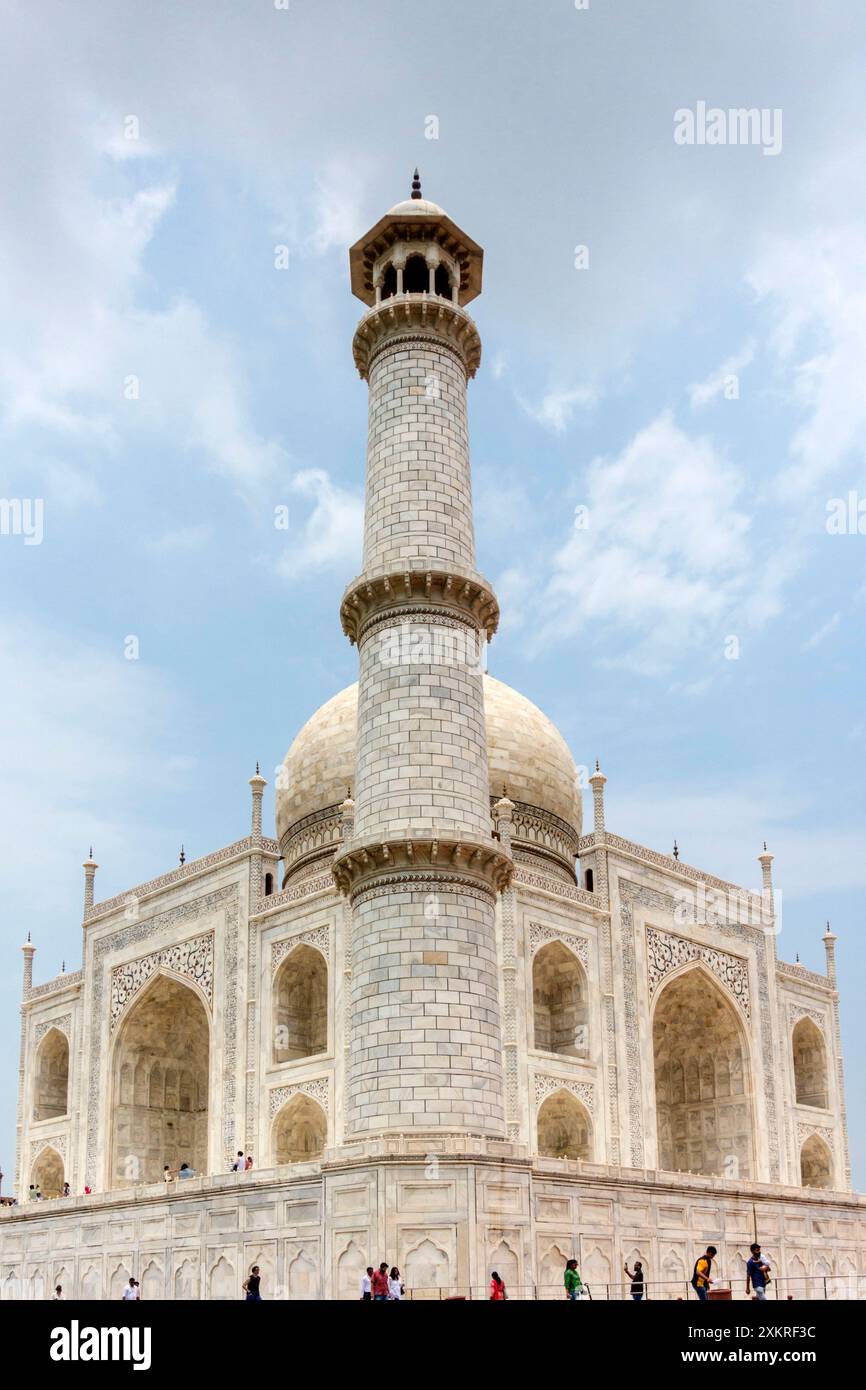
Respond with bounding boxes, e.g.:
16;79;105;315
334;176;510;1137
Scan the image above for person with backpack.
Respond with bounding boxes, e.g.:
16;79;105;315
691;1246;717;1301
746;1243;771;1301
564;1258;583;1300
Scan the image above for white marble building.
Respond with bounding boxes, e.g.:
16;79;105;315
2;178;864;1301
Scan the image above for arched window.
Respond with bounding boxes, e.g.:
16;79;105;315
111;974;209;1188
537;1089;591;1160
434;262;451;298
800;1133;833;1189
381;263;397;299
532;940;588;1055
264;873;274;897
403;254;428;293
792;1018;829;1108
273;944;328;1063
653;967;754;1179
273;1093;326;1165
30;1145;64;1199
32;1027;69;1121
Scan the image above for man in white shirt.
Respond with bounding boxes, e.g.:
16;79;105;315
51;1285;64;1300
122;1279;137;1301
360;1267;373;1301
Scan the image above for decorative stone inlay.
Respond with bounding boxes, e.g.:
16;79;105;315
34;1014;72;1045
529;922;590;968
279;806;343;880
30;1133;67;1162
109;932;214;1032
797;1122;834;1149
508;800;580;874
646;926;751;1019
787;1003;827;1032
340;568;499;645
778;961;832;991
86;837;266;921
512;866;598;910
352;300;482;379
27;971;84;1000
332;833;512;900
252;872;335;918
271;926;330;976
86;885;239;1184
534;1074;595;1115
269;1077;330;1120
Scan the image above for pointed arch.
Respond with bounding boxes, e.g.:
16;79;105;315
404;1237;450;1297
110;972;210;1189
272;1093;326;1165
32;1027;69;1121
536;1088;592;1160
30;1144;64;1199
273;943;328;1064
800;1133;833;1189
532;940;588;1056
337;1239;366;1301
652;962;754;1179
287;1249;318;1300
489;1238;519;1296
208;1255;236;1301
792;1018;829;1108
174;1258;199;1300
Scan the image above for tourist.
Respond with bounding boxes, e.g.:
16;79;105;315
122;1277;137;1301
178;1163;195;1179
232;1151;244;1172
163;1165;173;1183
746;1243;771;1301
371;1262;390;1301
244;1154;254;1171
133;1278;141;1300
34;1187;43;1201
52;1285;64;1300
62;1182;70;1197
388;1266;404;1300
243;1264;262;1301
360;1266;373;1301
691;1245;717;1301
624;1259;644;1301
489;1270;507;1300
564;1258;583;1300
83;1184;92;1195
28;1185;35;1200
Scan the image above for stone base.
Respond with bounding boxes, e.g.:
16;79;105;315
1;1158;863;1301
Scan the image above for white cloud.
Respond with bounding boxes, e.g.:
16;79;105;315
277;468;363;578
801;612;841;651
688;341;755;409
519;412;753;669
518;384;597;435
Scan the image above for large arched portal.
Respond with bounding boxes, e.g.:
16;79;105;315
653;967;754;1179
792;1018;829;1109
32;1028;69;1121
532;941;588;1056
800;1134;833;1189
273;945;327;1064
111;974;209;1188
30;1145;64;1198
273;1094;326;1165
536;1089;592;1160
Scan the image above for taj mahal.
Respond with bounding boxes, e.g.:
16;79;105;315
2;176;864;1300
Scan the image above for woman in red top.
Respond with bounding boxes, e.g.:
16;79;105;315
489;1271;507;1300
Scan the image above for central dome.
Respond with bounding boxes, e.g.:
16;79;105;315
276;675;582;885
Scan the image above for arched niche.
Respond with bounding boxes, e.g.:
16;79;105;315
800;1133;833;1189
110;972;209;1188
792;1018;829;1109
32;1027;69;1121
273;944;328;1064
653;965;754;1179
272;1093;326;1165
30;1145;64;1198
532;940;588;1056
537;1088;592;1160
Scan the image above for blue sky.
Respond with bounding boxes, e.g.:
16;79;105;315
0;0;864;1189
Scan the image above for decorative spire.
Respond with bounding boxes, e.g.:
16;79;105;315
672;840;679;860
411;168;422;200
179;844;186;866
255;761;260;776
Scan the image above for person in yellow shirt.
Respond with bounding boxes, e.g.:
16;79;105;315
691;1246;717;1301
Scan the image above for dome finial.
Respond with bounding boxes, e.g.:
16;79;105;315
411;168;422;200
179;844;186;866
673;840;680;860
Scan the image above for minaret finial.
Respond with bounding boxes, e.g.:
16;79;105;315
179;844;186;866
672;840;679;860
411;168;422;200
255;761;260;776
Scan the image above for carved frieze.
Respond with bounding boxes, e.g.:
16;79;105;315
109;932;214;1031
528;921;589;968
269;1077;330;1120
271;926;330;977
534;1074;595;1114
646;925;751;1019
